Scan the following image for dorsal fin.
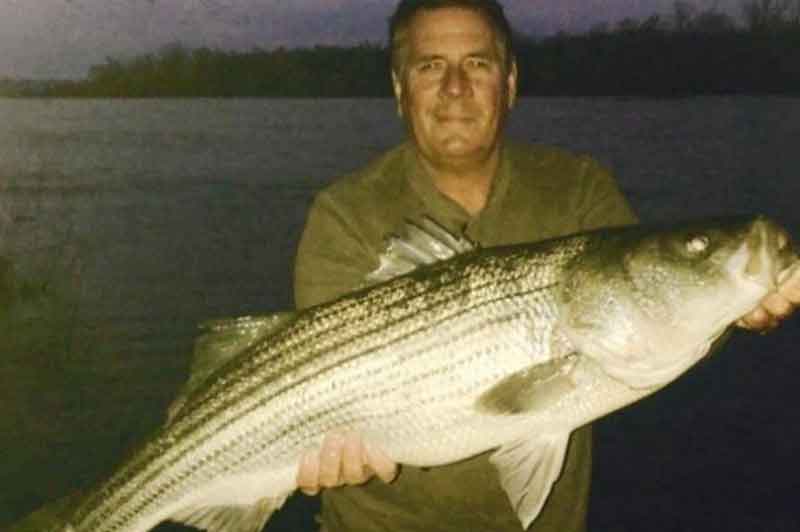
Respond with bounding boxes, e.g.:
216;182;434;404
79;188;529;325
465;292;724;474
167;313;294;423
195;314;295;368
365;217;475;285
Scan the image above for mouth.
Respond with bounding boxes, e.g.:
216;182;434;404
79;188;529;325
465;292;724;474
436;115;475;124
434;107;478;122
744;216;797;288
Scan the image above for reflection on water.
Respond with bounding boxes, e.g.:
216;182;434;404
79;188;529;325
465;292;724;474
1;97;799;531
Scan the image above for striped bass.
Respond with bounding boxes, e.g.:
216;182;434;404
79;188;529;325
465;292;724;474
52;215;796;532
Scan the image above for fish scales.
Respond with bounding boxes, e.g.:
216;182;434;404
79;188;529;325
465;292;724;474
50;216;796;532
71;237;587;532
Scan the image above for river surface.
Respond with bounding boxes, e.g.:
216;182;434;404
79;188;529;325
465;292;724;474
1;97;799;531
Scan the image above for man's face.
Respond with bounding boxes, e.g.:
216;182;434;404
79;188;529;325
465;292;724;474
393;7;517;171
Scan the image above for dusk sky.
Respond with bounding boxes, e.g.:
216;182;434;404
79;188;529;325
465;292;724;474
1;0;743;79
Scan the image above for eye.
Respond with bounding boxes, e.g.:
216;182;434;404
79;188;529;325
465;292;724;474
466;57;490;69
685;234;710;255
417;60;443;73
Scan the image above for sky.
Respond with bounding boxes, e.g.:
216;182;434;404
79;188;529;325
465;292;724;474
0;0;744;79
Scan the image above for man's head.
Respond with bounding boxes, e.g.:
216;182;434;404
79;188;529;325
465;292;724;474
389;0;516;76
388;0;518;173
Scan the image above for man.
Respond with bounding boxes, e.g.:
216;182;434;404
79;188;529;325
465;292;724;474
293;1;800;531
7;2;796;532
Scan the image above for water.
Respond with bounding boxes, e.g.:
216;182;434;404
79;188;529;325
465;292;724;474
1;97;799;531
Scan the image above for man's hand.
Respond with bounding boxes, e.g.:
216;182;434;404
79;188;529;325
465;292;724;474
296;432;398;496
738;265;800;331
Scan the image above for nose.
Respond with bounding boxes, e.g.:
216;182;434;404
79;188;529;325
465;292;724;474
441;65;470;98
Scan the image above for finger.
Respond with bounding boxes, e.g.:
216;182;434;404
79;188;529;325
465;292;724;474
737;307;778;331
341;432;369;485
736;307;780;333
737;318;779;334
318;433;344;488
761;292;794;320
778;264;800;302
363;441;399;484
780;283;800;304
297;450;321;496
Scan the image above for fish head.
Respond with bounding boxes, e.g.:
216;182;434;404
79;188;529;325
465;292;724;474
559;216;797;389
620;215;796;320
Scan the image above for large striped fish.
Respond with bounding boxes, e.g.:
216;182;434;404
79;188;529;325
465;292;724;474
50;215;795;532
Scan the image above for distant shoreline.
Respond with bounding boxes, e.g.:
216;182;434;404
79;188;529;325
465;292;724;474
3;89;799;100
3;21;800;99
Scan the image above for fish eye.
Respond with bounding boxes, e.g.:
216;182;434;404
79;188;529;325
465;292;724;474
685;234;710;255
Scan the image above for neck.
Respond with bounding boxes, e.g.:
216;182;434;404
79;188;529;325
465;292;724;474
418;148;501;216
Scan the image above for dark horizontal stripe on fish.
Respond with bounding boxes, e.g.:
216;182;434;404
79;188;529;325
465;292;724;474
253;305;540;451
186;286;554;479
75;247;567;530
166;261;538;440
142;266;554;484
113;282;547;519
194;278;549;439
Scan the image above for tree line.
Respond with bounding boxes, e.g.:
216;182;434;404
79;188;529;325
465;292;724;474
517;0;800;96
7;0;800;98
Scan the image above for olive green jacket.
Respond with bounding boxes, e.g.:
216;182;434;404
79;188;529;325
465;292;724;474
294;140;637;532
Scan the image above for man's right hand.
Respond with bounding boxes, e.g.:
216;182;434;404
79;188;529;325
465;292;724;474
296;432;398;496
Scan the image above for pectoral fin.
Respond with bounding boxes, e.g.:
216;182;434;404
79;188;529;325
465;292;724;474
490;433;571;529
171;493;289;532
475;354;578;415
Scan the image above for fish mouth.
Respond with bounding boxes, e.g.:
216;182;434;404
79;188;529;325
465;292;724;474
743;216;797;288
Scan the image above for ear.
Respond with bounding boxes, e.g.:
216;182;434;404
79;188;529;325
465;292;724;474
391;69;404;118
506;60;518;110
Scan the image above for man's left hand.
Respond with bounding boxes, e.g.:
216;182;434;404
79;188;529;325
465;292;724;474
738;265;800;331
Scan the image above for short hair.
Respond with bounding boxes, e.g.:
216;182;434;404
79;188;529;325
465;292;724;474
389;0;516;75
